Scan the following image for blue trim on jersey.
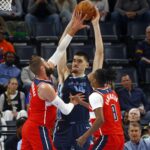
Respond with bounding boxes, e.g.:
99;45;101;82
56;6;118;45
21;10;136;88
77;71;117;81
34;78;53;85
39;126;52;150
92;135;108;150
95;88;112;95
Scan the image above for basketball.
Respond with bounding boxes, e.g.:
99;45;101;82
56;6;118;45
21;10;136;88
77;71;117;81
75;0;96;21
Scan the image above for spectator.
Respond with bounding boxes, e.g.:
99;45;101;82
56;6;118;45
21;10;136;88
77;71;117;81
25;0;61;36
21;65;35;93
135;25;150;81
123;108;141;142
0;78;27;121
124;122;150;150
55;0;77;28
0;0;23;20
0;112;7;150
111;0;150;35
117;74;150;125
93;0;109;21
5;117;27;150
141;125;150;139
0;52;21;93
128;108;141;122
0;28;15;63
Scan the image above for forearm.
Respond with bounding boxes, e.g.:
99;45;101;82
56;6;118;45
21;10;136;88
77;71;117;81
48;34;72;66
83;118;103;139
141;57;150;63
51;96;74;115
92;22;104;71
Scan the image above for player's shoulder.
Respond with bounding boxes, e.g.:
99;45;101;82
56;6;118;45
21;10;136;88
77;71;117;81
38;82;52;91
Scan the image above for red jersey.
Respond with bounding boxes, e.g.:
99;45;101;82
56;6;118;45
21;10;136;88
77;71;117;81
28;79;56;129
91;88;123;136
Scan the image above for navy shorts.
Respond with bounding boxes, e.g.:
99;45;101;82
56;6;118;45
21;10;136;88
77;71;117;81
53;120;92;150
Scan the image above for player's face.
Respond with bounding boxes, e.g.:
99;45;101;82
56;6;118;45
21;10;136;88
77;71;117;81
41;60;54;78
72;55;88;75
128;126;141;143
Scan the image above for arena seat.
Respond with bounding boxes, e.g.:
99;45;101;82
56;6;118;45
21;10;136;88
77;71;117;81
68;44;95;63
104;43;129;66
14;44;37;65
40;43;57;61
34;23;58;43
127;22;148;41
90;22;118;42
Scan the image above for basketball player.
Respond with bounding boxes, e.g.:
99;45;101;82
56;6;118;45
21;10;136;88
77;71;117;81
21;12;87;150
76;68;125;150
53;8;104;150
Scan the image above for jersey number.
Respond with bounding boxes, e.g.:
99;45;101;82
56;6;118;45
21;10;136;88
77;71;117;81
111;104;118;121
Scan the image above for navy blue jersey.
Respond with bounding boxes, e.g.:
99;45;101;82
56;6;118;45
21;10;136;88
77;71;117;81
60;75;93;122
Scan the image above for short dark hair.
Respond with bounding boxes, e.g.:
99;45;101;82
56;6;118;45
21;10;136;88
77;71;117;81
94;68;116;86
74;51;89;62
128;122;141;131
121;74;132;81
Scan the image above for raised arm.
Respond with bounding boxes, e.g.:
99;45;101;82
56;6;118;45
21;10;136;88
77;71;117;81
48;11;88;69
89;8;104;76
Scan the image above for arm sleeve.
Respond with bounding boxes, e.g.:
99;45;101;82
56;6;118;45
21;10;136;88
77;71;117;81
48;34;72;66
51;95;74;115
89;92;104;110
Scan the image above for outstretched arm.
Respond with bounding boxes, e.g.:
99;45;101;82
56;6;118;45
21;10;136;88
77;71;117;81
48;11;88;69
57;9;89;83
38;82;84;115
89;8;104;78
76;92;104;147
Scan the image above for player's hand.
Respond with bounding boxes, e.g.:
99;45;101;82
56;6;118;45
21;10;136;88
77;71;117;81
70;8;89;33
69;93;85;105
92;7;100;25
76;135;87;147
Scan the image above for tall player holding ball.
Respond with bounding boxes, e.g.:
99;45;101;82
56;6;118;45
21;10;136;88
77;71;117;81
53;0;104;150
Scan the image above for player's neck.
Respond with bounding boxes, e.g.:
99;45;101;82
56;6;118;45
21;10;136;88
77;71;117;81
72;72;85;78
36;75;49;80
